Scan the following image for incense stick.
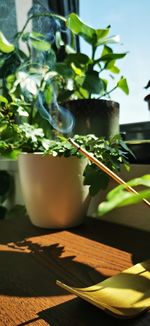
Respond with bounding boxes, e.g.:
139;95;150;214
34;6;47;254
69;138;150;208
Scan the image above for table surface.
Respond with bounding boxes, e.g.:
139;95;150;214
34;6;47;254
0;215;150;326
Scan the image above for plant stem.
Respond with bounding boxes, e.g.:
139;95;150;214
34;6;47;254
16;13;66;41
92;46;96;61
74;81;86;99
98;85;117;99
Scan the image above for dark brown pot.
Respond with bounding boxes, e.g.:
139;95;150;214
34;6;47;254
126;140;150;164
64;99;119;138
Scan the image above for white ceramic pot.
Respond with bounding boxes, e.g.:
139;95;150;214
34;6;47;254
18;153;90;229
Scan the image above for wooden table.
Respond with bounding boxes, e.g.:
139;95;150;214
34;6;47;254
0;215;150;326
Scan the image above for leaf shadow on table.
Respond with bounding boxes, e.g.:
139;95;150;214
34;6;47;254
40;301;150;326
17;297;150;326
71;218;150;265
0;239;106;297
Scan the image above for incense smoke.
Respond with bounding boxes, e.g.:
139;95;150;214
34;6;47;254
28;2;74;134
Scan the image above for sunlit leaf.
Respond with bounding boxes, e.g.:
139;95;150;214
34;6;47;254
23;32;51;51
0;95;8;104
17;106;29;117
0;32;14;53
96;34;120;47
98;174;150;215
101;45;113;56
66;13;110;47
100;52;127;61
55;31;64;48
71;62;84;76
117;77;129;94
66;13;95;44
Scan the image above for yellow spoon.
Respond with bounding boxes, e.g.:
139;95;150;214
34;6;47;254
57;259;150;319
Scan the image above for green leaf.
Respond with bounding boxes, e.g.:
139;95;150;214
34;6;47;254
66;13;95;44
23;32;51;51
65;53;90;67
71;63;84;76
104;60;120;74
44;85;53;105
117;77;129;94
0;32;14;53
97;34;120;46
31;40;51;51
0;95;8;104
66;13;110;46
100;52;127;61
101;45;113;56
95;28;110;43
75;87;89;99
84;163;109;196
55;62;73;78
17;106;29;117
55;31;64;48
82;71;104;94
98;174;150;215
99;189;150;216
65;44;76;54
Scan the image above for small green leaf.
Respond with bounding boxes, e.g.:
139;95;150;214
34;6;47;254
23;32;51;51
97;34;120;46
98;174;150;215
95;28;110;44
66;13;95;44
44;85;53;105
117;77;129;94
55;62;73;78
100;52;127;61
17;106;29;117
0;32;14;53
0;95;8;104
55;31;64;48
101;45;113;56
104;60;120;74
84;163;109;196
82;71;104;94
65;53;90;67
71;62;84;76
31;39;51;51
66;13;110;47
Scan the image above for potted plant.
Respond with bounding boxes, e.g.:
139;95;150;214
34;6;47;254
0;101;130;227
0;10;129;138
0;13;130;228
52;12;129;137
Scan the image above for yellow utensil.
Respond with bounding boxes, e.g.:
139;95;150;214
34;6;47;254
57;259;150;318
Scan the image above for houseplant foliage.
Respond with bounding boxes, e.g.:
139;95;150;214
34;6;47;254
98;174;150;216
0;100;130;196
0;10;131;226
56;12;129;101
0;11;129;125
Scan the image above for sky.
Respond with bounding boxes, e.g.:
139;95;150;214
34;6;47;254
80;0;150;124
